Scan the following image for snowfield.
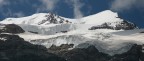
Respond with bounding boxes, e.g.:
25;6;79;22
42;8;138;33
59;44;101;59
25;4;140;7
0;10;144;56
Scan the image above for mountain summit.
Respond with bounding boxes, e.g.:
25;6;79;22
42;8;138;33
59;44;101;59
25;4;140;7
0;13;72;25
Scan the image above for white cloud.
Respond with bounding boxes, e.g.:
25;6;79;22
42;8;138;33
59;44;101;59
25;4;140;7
110;0;144;11
37;0;84;18
0;0;25;18
0;0;9;7
0;0;4;4
38;0;59;12
73;0;84;18
13;12;25;17
65;0;84;19
0;8;25;18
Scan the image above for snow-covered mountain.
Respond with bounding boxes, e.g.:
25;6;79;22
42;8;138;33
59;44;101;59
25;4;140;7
0;13;73;25
0;10;143;56
0;10;137;28
0;10;137;35
0;10;126;24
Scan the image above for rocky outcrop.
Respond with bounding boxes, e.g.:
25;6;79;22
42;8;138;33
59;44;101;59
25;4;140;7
89;21;137;30
49;44;74;51
0;34;66;61
0;24;25;34
38;13;71;25
48;44;74;54
56;45;111;61
140;31;144;33
111;44;142;61
28;31;38;34
49;44;144;61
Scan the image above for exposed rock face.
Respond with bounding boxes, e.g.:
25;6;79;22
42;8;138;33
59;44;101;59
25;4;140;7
38;13;71;25
57;45;111;61
48;44;74;54
0;24;25;34
111;44;142;61
140;31;144;33
49;44;74;51
28;31;38;34
0;34;66;61
48;44;144;61
89;21;137;30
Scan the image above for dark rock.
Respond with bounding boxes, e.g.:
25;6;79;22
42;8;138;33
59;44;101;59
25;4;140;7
61;31;68;33
48;44;74;55
53;44;143;61
115;21;137;30
57;45;111;61
49;44;74;51
89;23;113;30
0;24;25;34
89;21;137;30
0;34;66;61
140;31;144;33
140;45;144;61
111;44;142;61
38;13;71;25
28;31;38;34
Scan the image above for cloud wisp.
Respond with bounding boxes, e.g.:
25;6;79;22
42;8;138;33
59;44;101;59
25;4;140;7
65;0;84;19
0;0;5;6
38;0;84;18
38;0;59;12
1;8;25;18
13;12;25;17
110;0;144;12
0;0;9;7
73;0;84;19
0;0;25;18
0;0;85;19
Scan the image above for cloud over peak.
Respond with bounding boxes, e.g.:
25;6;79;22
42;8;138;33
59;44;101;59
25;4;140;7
111;0;144;12
65;0;84;18
0;0;9;7
73;0;84;18
38;0;59;12
39;0;84;18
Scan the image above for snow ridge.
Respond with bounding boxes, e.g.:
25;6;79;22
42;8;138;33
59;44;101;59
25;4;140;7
0;10;129;25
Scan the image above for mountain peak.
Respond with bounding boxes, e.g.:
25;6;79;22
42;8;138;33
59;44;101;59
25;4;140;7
0;12;72;25
81;10;122;25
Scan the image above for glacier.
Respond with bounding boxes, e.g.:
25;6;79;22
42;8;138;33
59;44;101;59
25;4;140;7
0;10;143;56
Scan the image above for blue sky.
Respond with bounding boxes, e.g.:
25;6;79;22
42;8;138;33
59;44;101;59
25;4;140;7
0;0;144;28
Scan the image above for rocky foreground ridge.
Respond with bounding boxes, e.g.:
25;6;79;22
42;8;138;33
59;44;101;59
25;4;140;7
0;33;144;61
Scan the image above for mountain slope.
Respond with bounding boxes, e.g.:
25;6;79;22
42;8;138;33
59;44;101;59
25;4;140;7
0;10;142;56
0;13;72;25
